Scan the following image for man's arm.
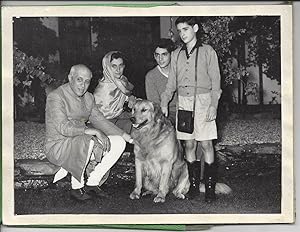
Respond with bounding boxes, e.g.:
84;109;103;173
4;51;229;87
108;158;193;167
84;127;110;152
205;47;222;121
160;51;178;108
89;99;133;143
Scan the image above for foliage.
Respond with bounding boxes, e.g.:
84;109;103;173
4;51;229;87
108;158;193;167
13;45;57;121
200;17;256;101
13;17;61;121
199;16;280;104
269;91;280;105
201;17;237;62
230;16;281;84
247;17;280;84
13;45;56;87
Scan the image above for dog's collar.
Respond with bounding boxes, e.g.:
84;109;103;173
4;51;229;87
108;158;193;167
132;119;148;130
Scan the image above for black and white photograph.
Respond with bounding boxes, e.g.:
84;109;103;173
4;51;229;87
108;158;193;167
1;4;293;225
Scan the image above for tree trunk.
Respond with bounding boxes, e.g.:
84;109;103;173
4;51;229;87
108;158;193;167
257;36;264;105
258;62;264;105
238;80;241;105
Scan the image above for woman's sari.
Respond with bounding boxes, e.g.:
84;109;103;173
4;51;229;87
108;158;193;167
94;51;134;119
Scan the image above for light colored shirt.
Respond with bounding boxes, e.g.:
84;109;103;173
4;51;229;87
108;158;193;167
161;44;222;109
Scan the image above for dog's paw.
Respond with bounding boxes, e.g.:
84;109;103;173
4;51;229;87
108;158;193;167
174;192;186;199
130;191;141;200
153;195;165;203
172;189;186;199
142;190;153;196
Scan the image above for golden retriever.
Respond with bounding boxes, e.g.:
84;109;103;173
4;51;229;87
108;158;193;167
129;100;232;203
129;100;190;203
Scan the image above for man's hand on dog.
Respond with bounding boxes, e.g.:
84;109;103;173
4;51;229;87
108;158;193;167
206;105;217;121
122;133;134;144
85;128;111;152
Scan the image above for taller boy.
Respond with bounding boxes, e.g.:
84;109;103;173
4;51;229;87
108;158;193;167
161;17;222;202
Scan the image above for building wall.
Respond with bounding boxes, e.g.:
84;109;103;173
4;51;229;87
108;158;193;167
160;16;172;38
246;65;281;105
160;16;179;41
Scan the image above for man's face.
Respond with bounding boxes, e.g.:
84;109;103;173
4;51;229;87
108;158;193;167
176;22;198;44
111;58;125;79
154;47;171;68
69;68;92;97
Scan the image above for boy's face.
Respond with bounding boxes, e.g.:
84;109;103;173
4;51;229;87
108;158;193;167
176;22;198;45
154;47;171;68
111;58;125;79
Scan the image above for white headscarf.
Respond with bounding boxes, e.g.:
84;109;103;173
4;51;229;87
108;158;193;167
94;51;134;119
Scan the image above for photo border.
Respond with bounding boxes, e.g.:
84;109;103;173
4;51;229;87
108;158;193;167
1;4;294;225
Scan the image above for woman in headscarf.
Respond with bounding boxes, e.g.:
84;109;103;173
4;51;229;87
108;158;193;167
94;51;136;134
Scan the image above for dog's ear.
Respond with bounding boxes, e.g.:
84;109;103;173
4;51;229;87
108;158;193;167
152;102;164;122
132;99;142;114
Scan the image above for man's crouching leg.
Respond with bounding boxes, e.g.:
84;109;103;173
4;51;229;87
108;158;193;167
70;138;95;201
85;135;126;198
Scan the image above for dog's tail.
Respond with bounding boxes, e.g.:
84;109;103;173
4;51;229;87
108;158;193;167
199;182;232;195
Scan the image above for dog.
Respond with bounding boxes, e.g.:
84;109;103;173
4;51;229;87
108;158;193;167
129;100;190;203
129;100;232;203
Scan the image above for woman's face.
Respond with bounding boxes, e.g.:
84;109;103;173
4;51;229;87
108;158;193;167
111;57;125;79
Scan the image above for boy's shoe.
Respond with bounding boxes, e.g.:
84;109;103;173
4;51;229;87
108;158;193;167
204;162;217;203
70;188;92;201
186;161;201;200
85;185;109;198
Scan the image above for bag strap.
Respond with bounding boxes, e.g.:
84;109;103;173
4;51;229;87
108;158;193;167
175;47;182;90
192;47;199;117
176;46;199;117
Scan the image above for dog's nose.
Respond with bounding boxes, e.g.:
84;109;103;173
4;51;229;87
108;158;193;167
130;117;136;123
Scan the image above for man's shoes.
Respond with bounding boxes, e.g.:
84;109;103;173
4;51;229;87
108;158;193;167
85;185;109;198
70;188;92;201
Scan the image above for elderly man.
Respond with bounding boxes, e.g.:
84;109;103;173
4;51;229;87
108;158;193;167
45;64;133;201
